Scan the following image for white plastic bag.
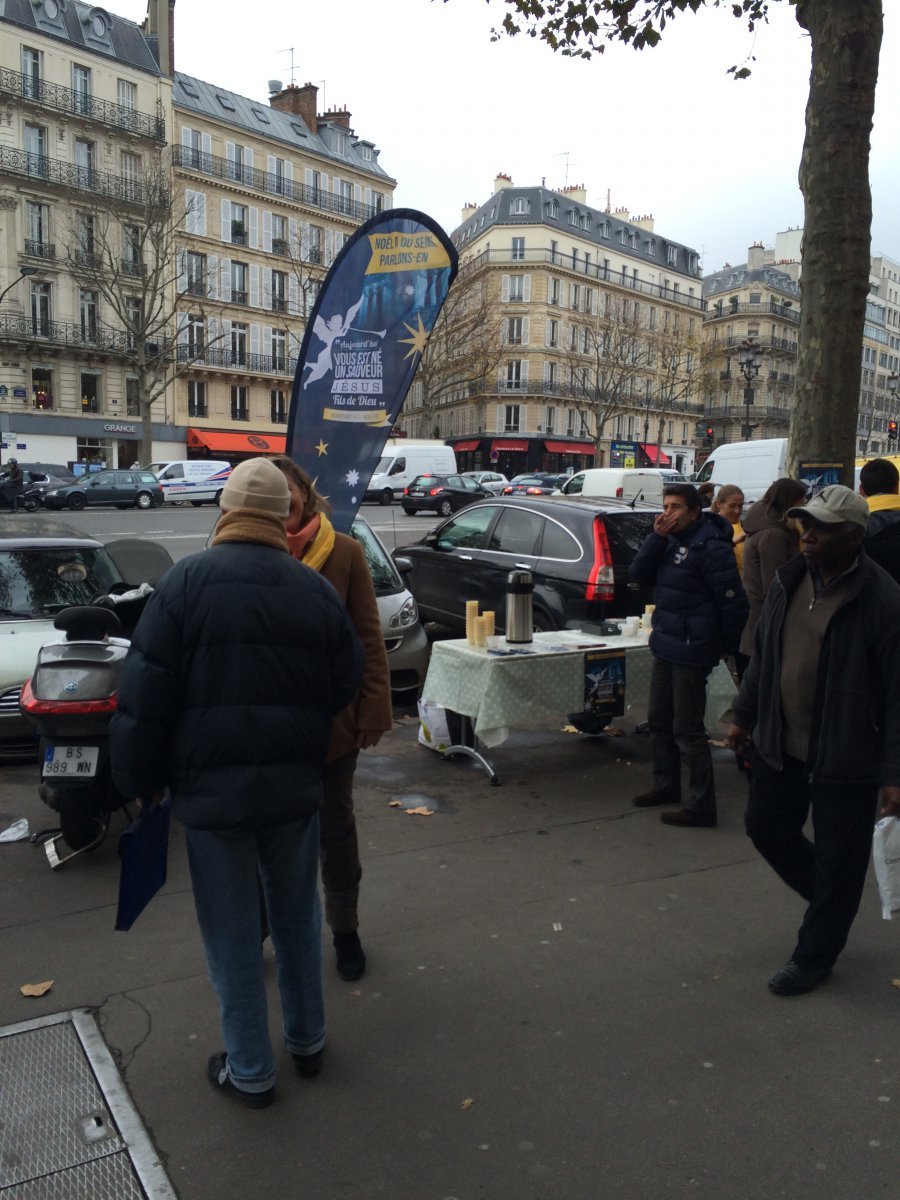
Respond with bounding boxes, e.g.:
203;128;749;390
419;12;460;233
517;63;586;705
872;816;900;920
417;698;451;753
0;818;29;843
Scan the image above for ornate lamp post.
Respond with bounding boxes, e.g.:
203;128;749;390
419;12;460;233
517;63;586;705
737;338;761;442
0;265;37;306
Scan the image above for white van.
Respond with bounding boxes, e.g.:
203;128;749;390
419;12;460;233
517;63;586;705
694;438;787;502
555;468;665;504
364;440;457;505
148;460;232;505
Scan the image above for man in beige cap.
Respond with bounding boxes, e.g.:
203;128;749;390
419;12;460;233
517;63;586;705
729;485;900;995
111;458;363;1107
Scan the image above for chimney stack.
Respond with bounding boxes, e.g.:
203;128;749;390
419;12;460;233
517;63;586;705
269;82;319;133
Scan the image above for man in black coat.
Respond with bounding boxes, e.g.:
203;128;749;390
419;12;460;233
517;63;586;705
628;483;748;828
111;457;364;1107
859;457;900;584
729;485;900;996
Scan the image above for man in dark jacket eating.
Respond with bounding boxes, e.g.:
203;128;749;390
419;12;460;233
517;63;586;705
111;457;363;1107
729;484;900;996
629;483;748;828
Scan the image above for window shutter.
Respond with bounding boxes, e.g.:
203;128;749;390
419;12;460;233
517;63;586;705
354;183;362;204
523;275;531;302
496;404;504;433
284;161;293;183
220;198;230;243
221;318;231;343
202;133;211;156
288;217;298;255
225;141;236;165
304;167;314;189
364;187;372;208
249;206;259;249
521;317;530;345
184;190;196;234
176;311;188;343
220;257;231;301
181;127;192;147
245;148;253;171
321;172;329;196
267;155;276;177
262;209;272;252
325;229;335;264
177;250;187;293
501;275;510;302
301;221;310;256
520;361;529;384
249;264;260;308
206;254;218;299
250;324;260;356
289;275;299;318
263;268;272;310
288;328;302;356
195;191;207;237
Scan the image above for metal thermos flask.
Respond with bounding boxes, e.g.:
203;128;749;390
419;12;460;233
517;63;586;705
505;570;534;644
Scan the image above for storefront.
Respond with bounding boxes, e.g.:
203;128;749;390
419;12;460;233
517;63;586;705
0;412;183;471
448;435;595;478
186;428;287;461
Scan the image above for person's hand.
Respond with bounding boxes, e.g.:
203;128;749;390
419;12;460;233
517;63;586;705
734;533;747;545
727;724;751;755
357;730;383;750
879;785;900;816
653;511;680;538
135;789;166;810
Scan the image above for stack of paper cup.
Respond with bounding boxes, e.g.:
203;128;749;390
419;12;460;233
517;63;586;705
482;610;496;638
466;600;479;645
474;614;489;648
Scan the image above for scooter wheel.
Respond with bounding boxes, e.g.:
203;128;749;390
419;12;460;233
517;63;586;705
23;499;40;512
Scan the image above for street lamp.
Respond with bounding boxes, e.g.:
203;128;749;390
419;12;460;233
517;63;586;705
0;266;37;306
737;338;761;442
888;373;899;450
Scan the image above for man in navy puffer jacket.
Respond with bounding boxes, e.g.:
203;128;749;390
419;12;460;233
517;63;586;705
628;483;748;828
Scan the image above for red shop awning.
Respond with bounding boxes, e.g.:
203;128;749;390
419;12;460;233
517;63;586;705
544;440;596;456
187;428;286;455
453;439;481;452
638;443;671;466
491;439;528;452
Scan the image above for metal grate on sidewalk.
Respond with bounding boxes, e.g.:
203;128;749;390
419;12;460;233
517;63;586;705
0;1009;176;1199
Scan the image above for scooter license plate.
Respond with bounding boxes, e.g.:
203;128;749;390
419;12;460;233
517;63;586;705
42;745;100;778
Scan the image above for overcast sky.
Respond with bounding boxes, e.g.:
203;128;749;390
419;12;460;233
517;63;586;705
116;0;899;273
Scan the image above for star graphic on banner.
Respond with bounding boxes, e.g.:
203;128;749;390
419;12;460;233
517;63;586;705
399;313;429;361
403;284;415;297
315;439;328;456
345;468;360;488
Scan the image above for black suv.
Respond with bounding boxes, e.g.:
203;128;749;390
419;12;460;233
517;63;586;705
402;473;492;517
394;494;660;633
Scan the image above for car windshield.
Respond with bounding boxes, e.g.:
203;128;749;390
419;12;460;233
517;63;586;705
350;521;401;593
0;547;122;616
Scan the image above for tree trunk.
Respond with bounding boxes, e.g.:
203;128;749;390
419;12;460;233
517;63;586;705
790;0;882;484
138;397;154;468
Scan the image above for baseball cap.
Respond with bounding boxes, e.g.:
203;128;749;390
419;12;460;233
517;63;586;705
219;457;290;517
787;484;869;529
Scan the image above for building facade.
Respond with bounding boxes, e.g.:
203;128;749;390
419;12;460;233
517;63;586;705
395;175;707;478
0;0;394;472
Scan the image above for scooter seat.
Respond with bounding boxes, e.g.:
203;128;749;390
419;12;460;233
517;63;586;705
54;606;121;641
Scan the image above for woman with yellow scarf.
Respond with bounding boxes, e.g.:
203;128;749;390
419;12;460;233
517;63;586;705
271;456;392;983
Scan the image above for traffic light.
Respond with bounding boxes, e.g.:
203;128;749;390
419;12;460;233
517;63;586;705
888;420;898;444
705;425;715;444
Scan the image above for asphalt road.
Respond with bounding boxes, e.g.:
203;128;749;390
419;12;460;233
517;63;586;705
49;498;436;561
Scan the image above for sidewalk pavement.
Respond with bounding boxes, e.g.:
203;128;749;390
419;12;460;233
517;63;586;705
0;714;897;1200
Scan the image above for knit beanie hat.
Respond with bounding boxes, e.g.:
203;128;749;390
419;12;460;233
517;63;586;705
219;458;290;517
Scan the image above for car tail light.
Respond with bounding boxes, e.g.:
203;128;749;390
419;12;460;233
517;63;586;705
615;486;623;497
586;517;615;602
428;487;445;496
526;487;543;495
19;678;118;716
403;487;409;496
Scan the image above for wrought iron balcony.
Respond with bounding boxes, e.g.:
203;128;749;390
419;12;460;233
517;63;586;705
705;403;791;423
271;296;287;312
73;249;102;269
172;145;379;222
185;279;207;296
704;300;800;324
0;312;173;356
231;290;249;306
120;259;146;277
175;343;297;377
0;147;158;206
271;238;288;256
0;66;166;141
24;239;55;259
479;375;706;413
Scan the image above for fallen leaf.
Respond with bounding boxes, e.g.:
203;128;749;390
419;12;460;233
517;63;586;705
892;979;900;990
20;981;53;997
561;724;579;734
461;1098;474;1109
708;738;728;748
388;800;403;807
404;806;435;816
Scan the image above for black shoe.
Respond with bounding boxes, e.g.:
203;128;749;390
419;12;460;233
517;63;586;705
207;1053;274;1108
333;930;366;981
660;808;717;828
631;789;680;808
292;1047;324;1078
767;960;832;996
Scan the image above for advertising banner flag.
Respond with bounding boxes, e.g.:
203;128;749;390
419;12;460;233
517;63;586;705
286;209;458;531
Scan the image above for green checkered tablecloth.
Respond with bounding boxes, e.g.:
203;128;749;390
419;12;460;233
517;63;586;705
423;631;737;748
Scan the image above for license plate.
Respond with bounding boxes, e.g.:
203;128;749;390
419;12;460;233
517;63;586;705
43;745;100;778
410;490;424;497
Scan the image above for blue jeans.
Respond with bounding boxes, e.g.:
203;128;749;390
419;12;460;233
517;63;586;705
185;814;324;1094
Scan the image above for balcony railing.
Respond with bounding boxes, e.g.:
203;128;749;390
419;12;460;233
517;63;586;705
0;147;158;206
231;290;248;306
271;296;287;312
718;334;799;354
175;343;297;377
271;238;288;256
24;239;55;259
705;404;791;423
478;375;706;414
172;145;379;222
186;279;207;296
73;249;102;269
0;312;173;356
468;248;707;311
0;66;165;141
705;301;800;324
120;259;146;277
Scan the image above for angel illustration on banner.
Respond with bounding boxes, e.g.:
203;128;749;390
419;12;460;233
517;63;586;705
302;298;387;387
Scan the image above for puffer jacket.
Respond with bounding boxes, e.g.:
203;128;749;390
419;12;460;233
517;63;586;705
738;499;801;657
110;541;364;830
629;511;748;668
863;495;900;585
733;552;900;786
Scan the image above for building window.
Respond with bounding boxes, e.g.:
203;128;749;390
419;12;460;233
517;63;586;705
79;289;98;342
186;314;205;356
26;200;51;257
187;380;207;418
31;281;51;336
271;389;287;423
32;367;53;410
117;78;136;111
122;223;142;275
511;236;525;262
547;318;558;348
80;372;100;414
125;377;140;417
271;329;287;371
270;156;287;194
504;404;521;432
338;179;353;215
231;261;248;305
74;139;95;188
231;203;248;244
124;296;142;349
507;317;523;345
512;197;529;215
372;191;385;213
271;270;287;313
508;274;525;302
185;251;206;296
184;127;203;169
72;64;91;113
272;214;288;256
24;123;48;176
571;284;581;311
231;323;248;365
120;151;140;201
506;361;523;389
231;385;249;421
667;245;678;267
22;46;41;97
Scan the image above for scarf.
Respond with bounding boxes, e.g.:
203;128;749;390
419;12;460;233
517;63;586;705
210;508;289;552
286;512;336;572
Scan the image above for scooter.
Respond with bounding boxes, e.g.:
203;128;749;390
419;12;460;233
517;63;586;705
19;539;173;868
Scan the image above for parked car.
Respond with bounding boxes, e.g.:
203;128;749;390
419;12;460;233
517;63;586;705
656;468;688;483
394;495;661;633
462;470;509;494
6;462;76;484
0;518;130;760
501;475;561;496
401;473;493;517
42;469;164;511
350;517;428;698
